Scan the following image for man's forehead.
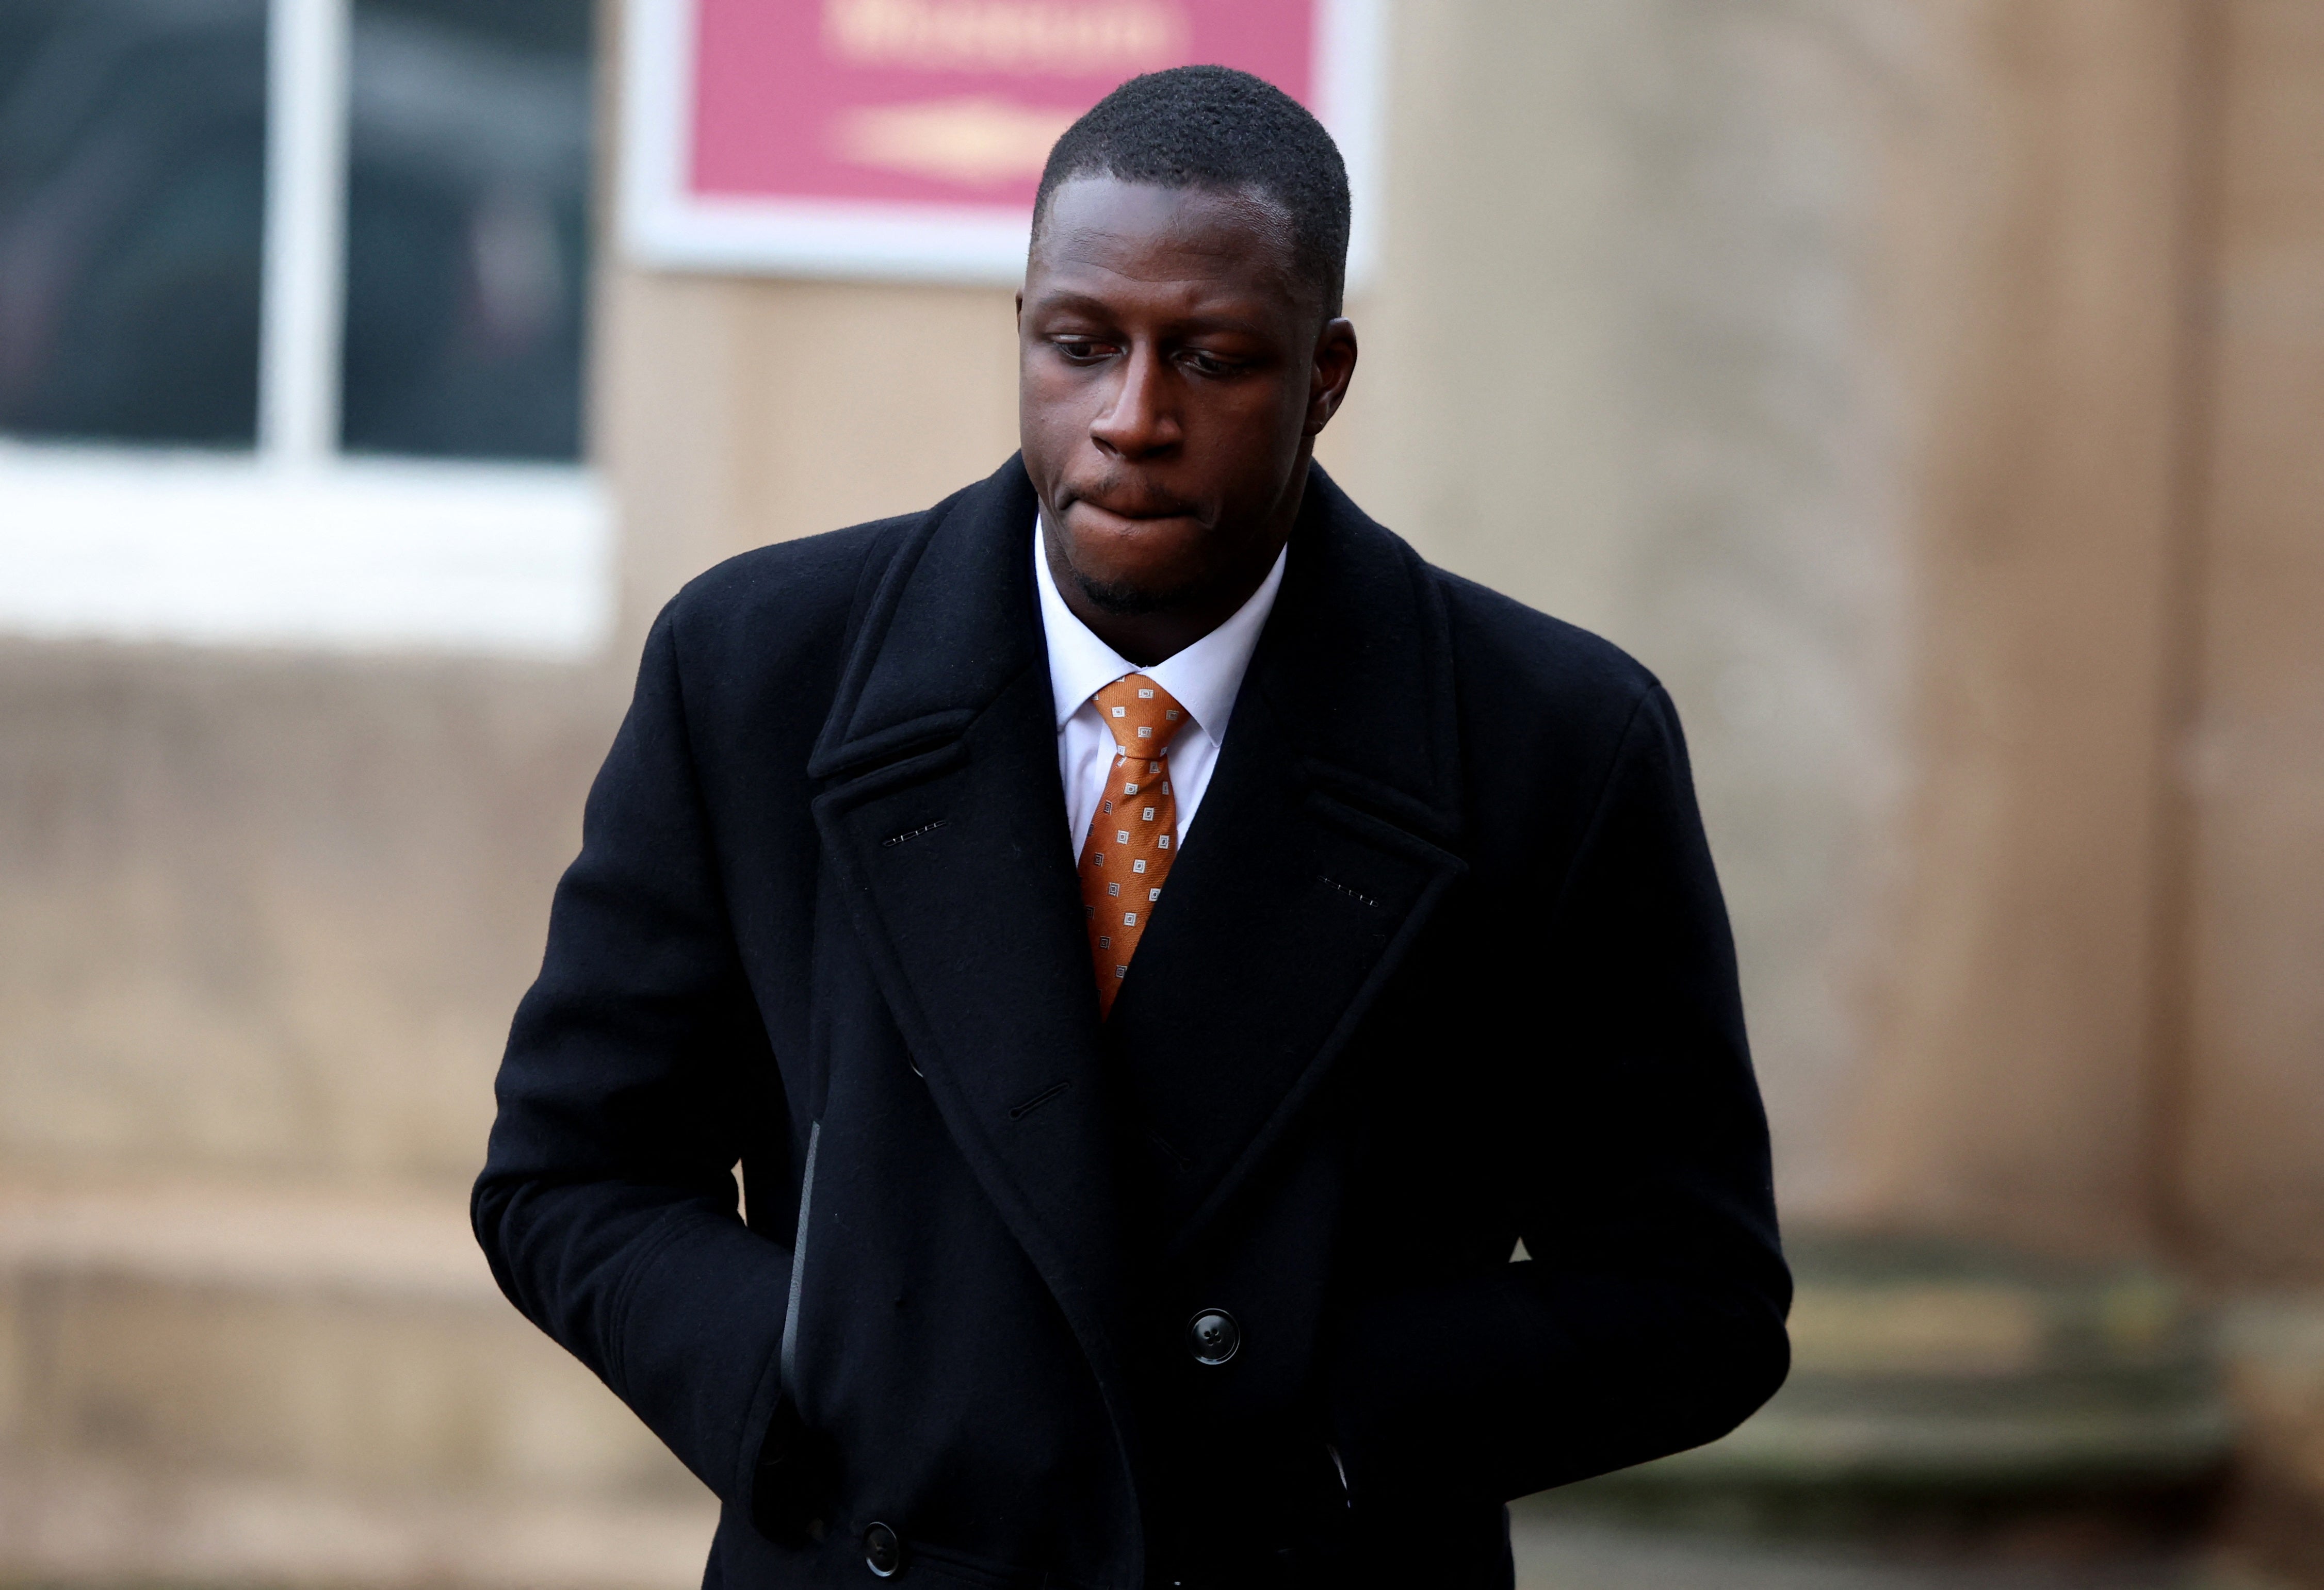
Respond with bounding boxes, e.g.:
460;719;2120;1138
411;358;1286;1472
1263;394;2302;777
1029;177;1305;309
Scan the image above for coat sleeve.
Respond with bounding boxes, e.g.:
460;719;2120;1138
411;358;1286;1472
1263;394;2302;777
1324;684;1791;1506
473;607;797;1514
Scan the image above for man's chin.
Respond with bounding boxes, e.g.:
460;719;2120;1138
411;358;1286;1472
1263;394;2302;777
1064;563;1207;617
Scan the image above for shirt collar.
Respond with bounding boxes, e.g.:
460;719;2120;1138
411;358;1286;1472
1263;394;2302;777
1034;514;1289;745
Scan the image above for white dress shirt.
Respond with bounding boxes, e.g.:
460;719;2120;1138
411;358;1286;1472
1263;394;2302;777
1035;516;1288;858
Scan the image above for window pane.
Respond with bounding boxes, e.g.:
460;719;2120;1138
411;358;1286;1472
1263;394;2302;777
0;0;268;447
341;0;592;461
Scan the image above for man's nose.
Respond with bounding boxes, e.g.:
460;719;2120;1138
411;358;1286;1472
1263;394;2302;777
1089;345;1179;458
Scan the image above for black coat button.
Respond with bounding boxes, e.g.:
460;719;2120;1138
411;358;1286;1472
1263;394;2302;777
864;1521;903;1577
1188;1308;1241;1365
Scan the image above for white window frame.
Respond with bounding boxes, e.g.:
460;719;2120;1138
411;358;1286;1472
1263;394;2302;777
0;0;613;658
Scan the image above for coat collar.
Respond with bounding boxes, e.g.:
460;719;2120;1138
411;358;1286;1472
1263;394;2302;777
808;461;1050;783
806;451;1468;1419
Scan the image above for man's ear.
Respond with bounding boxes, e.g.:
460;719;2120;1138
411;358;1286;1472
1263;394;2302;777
1306;317;1359;436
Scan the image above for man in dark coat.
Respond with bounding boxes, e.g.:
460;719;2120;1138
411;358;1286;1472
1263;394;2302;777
476;66;1789;1590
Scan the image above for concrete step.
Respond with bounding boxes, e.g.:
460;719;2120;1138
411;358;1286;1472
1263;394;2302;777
1563;1233;2237;1527
0;1176;713;1588
0;1452;714;1590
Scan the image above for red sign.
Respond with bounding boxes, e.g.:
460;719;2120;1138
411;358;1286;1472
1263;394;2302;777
622;0;1379;282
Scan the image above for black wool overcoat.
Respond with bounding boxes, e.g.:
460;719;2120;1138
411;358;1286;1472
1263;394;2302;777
475;456;1790;1590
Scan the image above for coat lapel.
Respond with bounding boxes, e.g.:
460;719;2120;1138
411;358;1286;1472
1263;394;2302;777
1104;468;1470;1252
807;458;1137;1413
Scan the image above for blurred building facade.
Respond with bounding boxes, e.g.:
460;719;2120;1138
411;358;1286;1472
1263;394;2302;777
2;0;2321;1583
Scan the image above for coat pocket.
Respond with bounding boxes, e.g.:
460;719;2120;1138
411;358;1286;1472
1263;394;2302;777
751;1119;837;1549
780;1118;821;1400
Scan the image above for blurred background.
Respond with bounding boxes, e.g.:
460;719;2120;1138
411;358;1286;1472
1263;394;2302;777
1;1;2320;1586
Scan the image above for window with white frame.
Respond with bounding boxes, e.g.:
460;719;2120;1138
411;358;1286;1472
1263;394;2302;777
0;0;611;655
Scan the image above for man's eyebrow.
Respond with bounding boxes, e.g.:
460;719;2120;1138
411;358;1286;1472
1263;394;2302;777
1023;289;1276;339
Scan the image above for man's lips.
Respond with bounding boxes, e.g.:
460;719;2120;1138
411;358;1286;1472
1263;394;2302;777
1063;490;1198;526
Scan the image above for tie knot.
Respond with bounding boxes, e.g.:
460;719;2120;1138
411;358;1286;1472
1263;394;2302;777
1094;674;1188;760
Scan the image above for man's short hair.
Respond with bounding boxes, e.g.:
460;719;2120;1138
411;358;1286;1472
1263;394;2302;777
1033;65;1351;318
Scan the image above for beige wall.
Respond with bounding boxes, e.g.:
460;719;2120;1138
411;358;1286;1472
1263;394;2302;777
0;0;2316;1279
0;645;612;1188
1839;0;2199;1257
601;273;1020;636
2176;0;2324;1283
1319;0;2322;1278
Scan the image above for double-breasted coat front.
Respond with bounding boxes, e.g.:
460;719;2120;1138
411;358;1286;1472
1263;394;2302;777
475;457;1790;1589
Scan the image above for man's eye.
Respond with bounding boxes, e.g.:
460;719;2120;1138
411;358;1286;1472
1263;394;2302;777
1054;338;1113;360
1181;351;1238;376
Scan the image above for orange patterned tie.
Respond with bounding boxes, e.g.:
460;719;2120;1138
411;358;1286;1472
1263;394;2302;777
1080;674;1188;1016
